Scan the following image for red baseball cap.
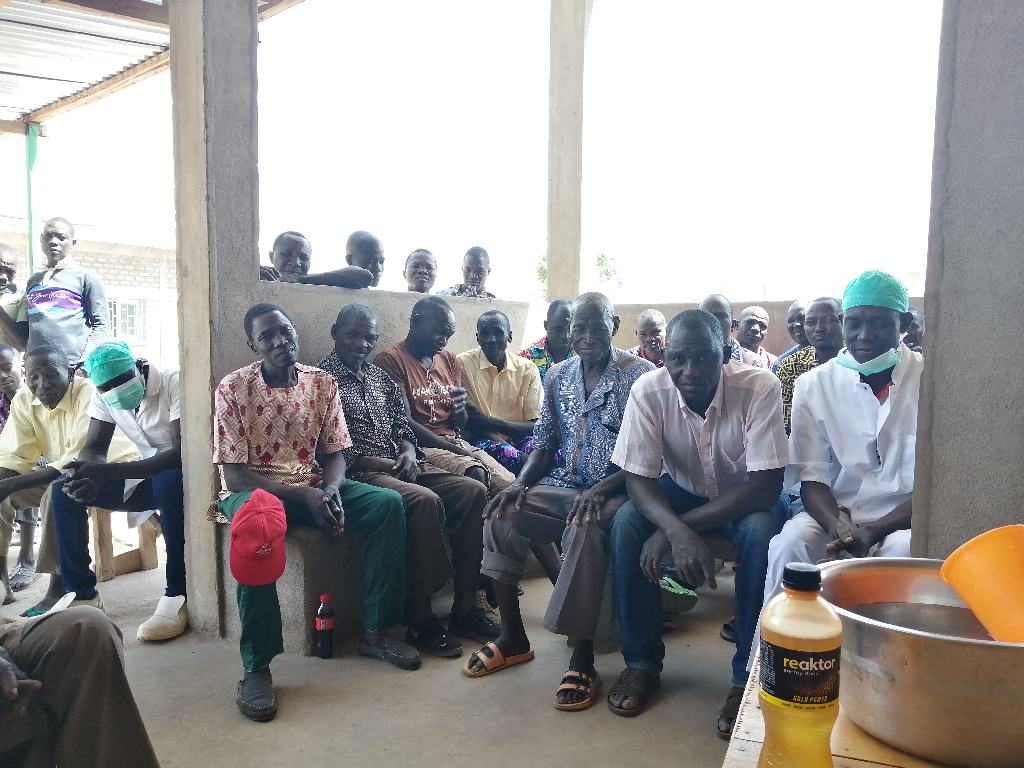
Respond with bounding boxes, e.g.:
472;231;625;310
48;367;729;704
230;489;287;586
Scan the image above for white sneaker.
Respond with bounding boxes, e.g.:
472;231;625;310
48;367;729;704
69;591;105;612
137;595;188;641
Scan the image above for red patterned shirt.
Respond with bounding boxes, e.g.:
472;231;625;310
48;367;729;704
213;362;351;495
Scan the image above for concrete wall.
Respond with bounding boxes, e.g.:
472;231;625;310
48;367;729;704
211;283;528;378
913;1;1024;557
611;298;922;357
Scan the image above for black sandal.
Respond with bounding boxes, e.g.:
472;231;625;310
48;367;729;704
606;667;660;717
717;684;745;740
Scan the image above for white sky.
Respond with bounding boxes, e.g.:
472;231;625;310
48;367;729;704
0;0;942;303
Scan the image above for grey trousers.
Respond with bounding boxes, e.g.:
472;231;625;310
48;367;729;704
481;483;628;640
0;607;161;767
0;486;58;573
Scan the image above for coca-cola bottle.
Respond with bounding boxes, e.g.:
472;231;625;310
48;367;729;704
315;594;334;659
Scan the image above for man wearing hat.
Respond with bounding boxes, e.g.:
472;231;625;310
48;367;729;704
49;340;187;641
759;269;919;606
215;303;415;722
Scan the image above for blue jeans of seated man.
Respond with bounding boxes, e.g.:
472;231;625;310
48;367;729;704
50;469;186;600
611;475;787;687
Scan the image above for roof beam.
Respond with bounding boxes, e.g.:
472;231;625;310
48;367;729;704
16;0;304;123
0;119;47;136
258;0;306;22
26;49;169;122
35;0;169;27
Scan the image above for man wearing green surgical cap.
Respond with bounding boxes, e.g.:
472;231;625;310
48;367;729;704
49;341;188;641
754;270;920;623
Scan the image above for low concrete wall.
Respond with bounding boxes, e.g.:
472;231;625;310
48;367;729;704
612;298;924;357
212;282;529;379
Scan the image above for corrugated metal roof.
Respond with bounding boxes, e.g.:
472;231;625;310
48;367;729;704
0;0;169;121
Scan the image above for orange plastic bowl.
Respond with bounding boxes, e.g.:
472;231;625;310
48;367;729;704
941;525;1024;643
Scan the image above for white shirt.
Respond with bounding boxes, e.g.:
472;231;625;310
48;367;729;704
787;345;922;525
88;368;179;459
611;363;788;499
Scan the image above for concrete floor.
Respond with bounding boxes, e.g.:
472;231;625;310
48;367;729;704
3;535;737;768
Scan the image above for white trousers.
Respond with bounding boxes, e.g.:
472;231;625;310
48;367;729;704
747;509;911;673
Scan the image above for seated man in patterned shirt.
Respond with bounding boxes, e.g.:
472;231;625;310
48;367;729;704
438;247;497;299
626;309;667;368
770;300;809;373
464;293;655;714
215;303;417;723
373;297;515;497
519;299;574;383
318;303;498;658
776;297;843;434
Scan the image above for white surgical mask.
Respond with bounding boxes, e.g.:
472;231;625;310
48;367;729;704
835;346;901;376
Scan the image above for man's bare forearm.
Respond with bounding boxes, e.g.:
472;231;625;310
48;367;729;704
676;469;784;531
866;499;912;542
514;448;554;487
467;411;535;439
625;473;682;534
94;449;182;481
409;421;473;456
800;480;844;532
0;312;26;351
1;467;60;496
319;451;347;490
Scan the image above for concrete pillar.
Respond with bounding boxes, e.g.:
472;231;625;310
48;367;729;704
169;0;260;633
913;1;1024;557
546;0;592;301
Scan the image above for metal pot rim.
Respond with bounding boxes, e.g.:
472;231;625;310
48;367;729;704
819;557;1024;649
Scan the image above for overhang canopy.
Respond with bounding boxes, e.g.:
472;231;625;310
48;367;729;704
0;0;302;129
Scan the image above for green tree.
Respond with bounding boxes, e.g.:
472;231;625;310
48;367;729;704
537;253;548;300
596;251;621;291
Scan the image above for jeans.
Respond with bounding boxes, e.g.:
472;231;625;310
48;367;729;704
610;475;787;687
50;469;186;600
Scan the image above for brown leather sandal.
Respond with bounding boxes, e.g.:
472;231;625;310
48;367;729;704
554;669;600;711
606;667;660;717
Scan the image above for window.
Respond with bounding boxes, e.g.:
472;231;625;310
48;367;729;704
108;300;146;340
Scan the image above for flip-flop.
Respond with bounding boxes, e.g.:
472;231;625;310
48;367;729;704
554;669;600;711
462;641;534;678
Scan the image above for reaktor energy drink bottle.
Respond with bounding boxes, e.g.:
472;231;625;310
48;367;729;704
757;563;842;768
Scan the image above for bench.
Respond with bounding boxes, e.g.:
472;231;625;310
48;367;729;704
212;518;737;658
89;507;161;582
215;523;367;656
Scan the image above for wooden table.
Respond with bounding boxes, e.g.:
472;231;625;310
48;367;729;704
724;651;945;768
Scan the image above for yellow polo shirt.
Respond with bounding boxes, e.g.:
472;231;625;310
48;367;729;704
0;377;139;475
457;347;543;423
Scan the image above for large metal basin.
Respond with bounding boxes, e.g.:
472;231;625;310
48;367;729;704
819;558;1024;768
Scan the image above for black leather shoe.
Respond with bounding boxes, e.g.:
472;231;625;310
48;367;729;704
236;668;278;722
448;606;501;644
